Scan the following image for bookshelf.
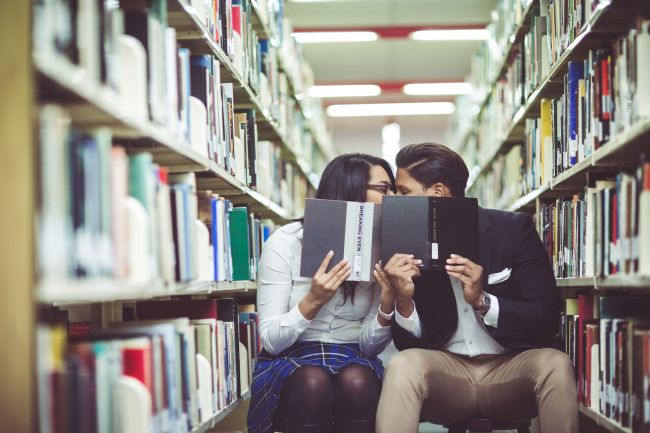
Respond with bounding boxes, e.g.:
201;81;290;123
451;1;650;432
22;0;330;431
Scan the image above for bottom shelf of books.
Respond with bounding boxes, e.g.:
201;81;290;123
37;298;260;433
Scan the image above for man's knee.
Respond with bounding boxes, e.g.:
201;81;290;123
531;349;576;389
384;349;428;387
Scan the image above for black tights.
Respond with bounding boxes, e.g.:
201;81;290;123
276;364;381;433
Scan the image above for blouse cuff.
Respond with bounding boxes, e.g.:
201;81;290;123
279;303;312;333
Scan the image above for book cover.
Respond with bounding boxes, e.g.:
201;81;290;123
381;196;479;270
300;198;382;281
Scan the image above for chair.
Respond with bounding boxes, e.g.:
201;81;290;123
445;418;531;433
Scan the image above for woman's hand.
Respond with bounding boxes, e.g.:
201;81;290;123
299;251;351;320
374;263;395;326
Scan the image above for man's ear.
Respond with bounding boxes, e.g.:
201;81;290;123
425;182;450;197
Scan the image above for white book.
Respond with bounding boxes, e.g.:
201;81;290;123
636;22;650;119
164;28;180;136
76;0;100;82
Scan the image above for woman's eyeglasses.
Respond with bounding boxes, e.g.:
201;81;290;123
367;183;394;195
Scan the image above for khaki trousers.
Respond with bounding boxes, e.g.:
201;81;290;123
376;348;577;433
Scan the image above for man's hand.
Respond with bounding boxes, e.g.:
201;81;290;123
445;254;484;309
383;254;421;316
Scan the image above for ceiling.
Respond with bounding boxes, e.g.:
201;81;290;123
284;0;498;159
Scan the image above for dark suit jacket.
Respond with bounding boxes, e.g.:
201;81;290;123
392;207;562;351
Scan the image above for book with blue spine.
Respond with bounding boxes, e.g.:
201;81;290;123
568;60;583;167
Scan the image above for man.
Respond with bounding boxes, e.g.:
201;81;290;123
376;143;577;433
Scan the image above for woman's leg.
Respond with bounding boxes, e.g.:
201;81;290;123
277;365;334;433
333;364;381;433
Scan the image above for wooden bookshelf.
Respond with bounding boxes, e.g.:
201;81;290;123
579;405;631;433
191;390;252;433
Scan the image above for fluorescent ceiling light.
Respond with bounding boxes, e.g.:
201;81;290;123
326;102;455;117
410;29;489;41
403;82;472;96
292;31;378;44
309;85;381;98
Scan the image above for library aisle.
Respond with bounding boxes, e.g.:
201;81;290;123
1;0;649;432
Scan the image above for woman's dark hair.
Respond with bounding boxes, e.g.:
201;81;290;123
395;142;469;197
313;153;396;304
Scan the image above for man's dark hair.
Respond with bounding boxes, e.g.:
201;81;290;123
395;142;469;197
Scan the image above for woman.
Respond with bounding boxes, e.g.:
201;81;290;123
247;154;402;433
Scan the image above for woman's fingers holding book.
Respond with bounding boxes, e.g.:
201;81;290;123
331;267;352;289
314;250;335;276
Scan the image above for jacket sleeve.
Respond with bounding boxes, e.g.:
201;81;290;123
490;214;561;346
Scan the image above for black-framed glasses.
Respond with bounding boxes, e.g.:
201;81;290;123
367;183;393;195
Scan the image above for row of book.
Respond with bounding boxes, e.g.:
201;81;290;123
538;158;650;278
464;10;650;190
472;144;524;210
33;0;328;194
37;299;260;433
181;0;331;175
467;0;611;115
37;105;273;283
559;294;650;431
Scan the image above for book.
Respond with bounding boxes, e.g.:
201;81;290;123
300;198;382;281
381;196;479;270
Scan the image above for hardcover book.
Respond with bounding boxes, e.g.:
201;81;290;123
300;198;382;281
381;196;479;270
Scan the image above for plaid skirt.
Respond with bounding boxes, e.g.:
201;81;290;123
246;341;384;433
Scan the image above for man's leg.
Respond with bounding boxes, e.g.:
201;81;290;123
376;349;476;433
477;348;578;433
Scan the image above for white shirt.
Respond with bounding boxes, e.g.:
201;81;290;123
395;275;506;357
257;222;392;357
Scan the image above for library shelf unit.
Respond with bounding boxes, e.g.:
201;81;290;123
450;1;650;432
9;0;336;430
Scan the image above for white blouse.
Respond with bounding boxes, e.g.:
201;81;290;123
257;222;392;357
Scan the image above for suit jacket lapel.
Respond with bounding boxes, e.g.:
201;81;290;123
479;208;494;290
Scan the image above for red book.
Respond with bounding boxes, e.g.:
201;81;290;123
231;4;241;35
122;338;154;412
578;294;594;403
135;299;218;321
601;57;611;120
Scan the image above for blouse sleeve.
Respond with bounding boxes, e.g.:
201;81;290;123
257;230;311;355
357;284;392;357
